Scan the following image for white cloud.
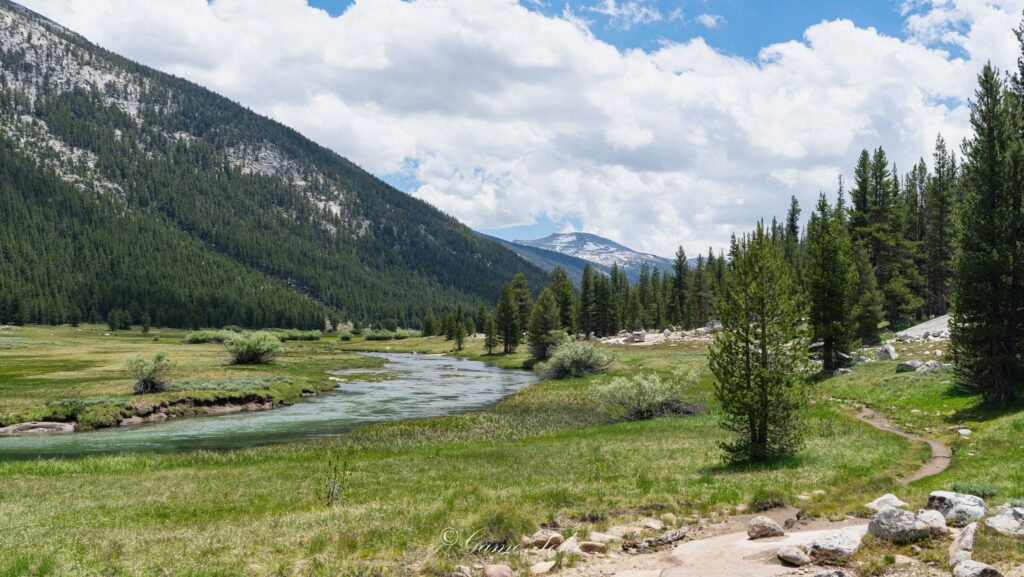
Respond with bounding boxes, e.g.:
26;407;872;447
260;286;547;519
696;13;724;29
588;0;663;29
16;0;1024;256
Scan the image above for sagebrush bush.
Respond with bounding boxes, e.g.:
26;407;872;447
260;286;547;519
540;338;613;379
950;481;1000;499
363;329;419;341
125;352;176;394
595;372;696;420
183;329;237;344
224;332;281;364
272;329;322;342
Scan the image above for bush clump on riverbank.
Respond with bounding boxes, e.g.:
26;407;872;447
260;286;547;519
225;332;281;364
184;329;237;344
540;339;613;379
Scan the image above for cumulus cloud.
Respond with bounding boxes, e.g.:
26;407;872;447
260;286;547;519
17;0;1024;255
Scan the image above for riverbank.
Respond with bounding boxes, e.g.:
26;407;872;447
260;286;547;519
1;327;1021;575
0;324;385;432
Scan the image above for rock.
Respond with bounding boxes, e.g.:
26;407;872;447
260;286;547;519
777;546;811;566
578;541;607;553
959;428;973;437
928;491;987;527
622;528;688;552
984;506;1024;538
918;509;949;534
868;508;941;544
877;344;899;360
482;565;513;577
640;517;664;531
897;360;924;373
1006;565;1024;577
833;368;853;376
917;360;945;373
807;533;860;562
866;493;909;513
952;560;1002;577
747;516;785;539
529;561;555;575
528;529;564;549
812;572;852;577
949;522;978;567
0;421;74;435
587;531;616;544
557;535;582;555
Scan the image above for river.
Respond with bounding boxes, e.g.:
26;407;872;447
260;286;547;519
0;352;538;460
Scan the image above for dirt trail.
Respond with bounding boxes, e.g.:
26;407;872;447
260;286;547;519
854;405;952;484
559;406;952;576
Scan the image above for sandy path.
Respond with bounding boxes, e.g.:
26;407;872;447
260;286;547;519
854;405;952;484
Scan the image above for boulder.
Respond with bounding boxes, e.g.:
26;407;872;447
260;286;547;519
777;546;811;567
949;522;978;567
916;360;945;374
807;532;860;563
578;541;607;554
587;532;616;544
984;506;1024;538
529;561;555;576
527;529;564;549
918;509;949;534
747;516;785;540
556;535;582;555
928;491;987;527
952;560;1002;577
877;344;899;361
640;517;664;531
813;572;852;577
833;368;853;376
482;565;513;577
866;493;909;513
868;509;941;544
896;360;924;373
1006;565;1024;577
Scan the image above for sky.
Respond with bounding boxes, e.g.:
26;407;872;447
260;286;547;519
19;0;1024;256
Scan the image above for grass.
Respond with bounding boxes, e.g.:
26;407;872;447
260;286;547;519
0;329;1021;575
0;325;383;429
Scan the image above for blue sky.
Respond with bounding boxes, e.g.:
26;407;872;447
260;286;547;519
308;1;909;59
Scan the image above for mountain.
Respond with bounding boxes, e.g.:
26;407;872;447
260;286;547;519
0;0;546;329
514;233;679;282
481;234;608;285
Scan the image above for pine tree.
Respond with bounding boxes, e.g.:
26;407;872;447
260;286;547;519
784;195;802;273
510;273;533;329
950;63;1023;405
925;135;957;315
528;289;562;360
579;264;595;336
710;222;810;463
454;315;466;351
141;311;151;334
483;313;499;355
421;309;439;337
671;246;689;326
806;192;857;371
496;284;520;354
475;305;488;337
853;243;886;344
548;267;578;335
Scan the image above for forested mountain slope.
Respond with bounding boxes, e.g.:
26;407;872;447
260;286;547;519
0;0;545;329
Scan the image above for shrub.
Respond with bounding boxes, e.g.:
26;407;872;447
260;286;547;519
125;352;176;394
222;325;243;333
183;329;237;344
470;506;535;551
272;329;322;342
950;482;999;499
364;329;419;341
540;338;613;379
224;332;281;364
595;372;697;420
338;332;353;341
